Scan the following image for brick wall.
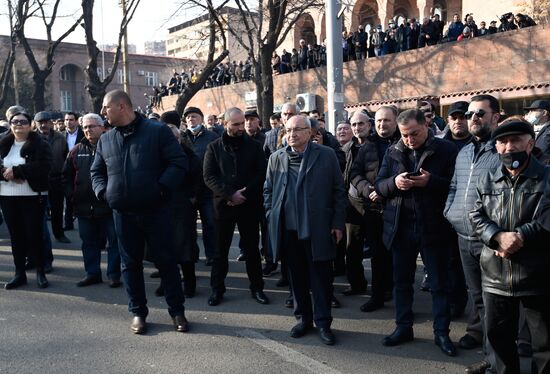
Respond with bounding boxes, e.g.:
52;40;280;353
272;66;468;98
162;24;550;115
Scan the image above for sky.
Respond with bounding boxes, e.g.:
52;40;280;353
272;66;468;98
0;0;203;54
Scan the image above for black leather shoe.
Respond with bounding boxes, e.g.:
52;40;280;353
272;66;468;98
360;298;384;312
517;342;533;357
284;295;294;308
43;263;53;274
434;334;457;356
109;278;122;288
5;273;27;290
208;292;223;306
236;253;247;261
319;327;336;345
331;296;341;308
290;322;313;338
204;258;213;266
251;290;270;304
382;328;414;346
24;260;35;270
420;273;430;292
276;277;289;287
150;270;160;278
262;262;278;277
130;316;146;334
172;314;189;332
36;269;49;289
56;235;71;244
465;360;490;374
458;334;481;349
341;287;367;296
77;275;102;287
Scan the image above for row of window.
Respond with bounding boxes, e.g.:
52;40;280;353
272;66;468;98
60;66;159;87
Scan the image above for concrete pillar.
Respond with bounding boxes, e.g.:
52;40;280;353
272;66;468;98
417;0;435;20
378;0;389;30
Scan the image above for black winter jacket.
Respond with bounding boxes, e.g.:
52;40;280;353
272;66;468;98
203;133;267;219
91;114;188;212
0;131;52;193
444;138;500;240
40;130;68;191
469;157;550;296
63;138;111;219
375;134;458;249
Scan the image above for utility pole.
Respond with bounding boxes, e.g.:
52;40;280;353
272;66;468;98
8;0;19;105
325;0;345;134
120;0;130;95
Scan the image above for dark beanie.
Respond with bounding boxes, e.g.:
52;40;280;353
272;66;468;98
160;110;181;126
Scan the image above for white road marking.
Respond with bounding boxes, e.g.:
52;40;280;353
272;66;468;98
237;329;343;374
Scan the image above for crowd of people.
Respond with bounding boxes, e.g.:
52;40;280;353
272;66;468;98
149;10;538;109
2;86;550;373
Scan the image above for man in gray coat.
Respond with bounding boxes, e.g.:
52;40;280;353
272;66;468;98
264;115;346;345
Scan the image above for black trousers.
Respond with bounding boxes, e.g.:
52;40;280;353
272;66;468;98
283;230;333;328
484;292;550;374
364;211;393;301
345;221;367;291
210;214;264;293
0;196;46;272
48;188;64;238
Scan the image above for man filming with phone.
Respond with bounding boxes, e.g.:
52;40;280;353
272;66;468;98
375;109;460;356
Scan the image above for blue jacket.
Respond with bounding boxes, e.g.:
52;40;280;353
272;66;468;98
90;114;188;212
375;134;458;249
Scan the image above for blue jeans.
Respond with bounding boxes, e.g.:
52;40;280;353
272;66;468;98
78;216;121;280
392;229;451;336
113;207;185;318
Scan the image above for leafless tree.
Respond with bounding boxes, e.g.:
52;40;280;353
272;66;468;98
13;0;83;112
81;0;141;113
174;0;230;115
0;0;18;110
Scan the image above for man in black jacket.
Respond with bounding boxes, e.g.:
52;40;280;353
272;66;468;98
375;109;459;356
350;106;400;312
203;107;269;307
470;121;550;374
64;113;121;288
91;90;189;335
62;111;84;231
524;99;550;155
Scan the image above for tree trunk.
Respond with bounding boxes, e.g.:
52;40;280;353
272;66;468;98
258;46;274;128
32;71;48;112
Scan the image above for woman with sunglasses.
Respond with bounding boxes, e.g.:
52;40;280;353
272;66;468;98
0;111;52;289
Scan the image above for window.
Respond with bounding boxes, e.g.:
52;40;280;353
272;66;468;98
146;71;157;86
117;69;131;84
60;91;72;111
60;66;74;81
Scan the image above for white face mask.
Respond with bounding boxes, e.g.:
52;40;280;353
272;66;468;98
525;112;543;126
189;124;203;134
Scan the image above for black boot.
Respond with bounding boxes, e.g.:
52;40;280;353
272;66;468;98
5;271;27;290
36;268;49;289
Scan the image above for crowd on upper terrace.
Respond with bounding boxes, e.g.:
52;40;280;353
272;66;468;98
150;11;537;109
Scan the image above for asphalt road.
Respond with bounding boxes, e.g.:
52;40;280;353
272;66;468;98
0;222;510;374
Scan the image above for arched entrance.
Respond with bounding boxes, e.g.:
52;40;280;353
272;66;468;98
294;13;317;46
393;0;414;24
433;0;448;23
59;64;85;112
351;0;380;32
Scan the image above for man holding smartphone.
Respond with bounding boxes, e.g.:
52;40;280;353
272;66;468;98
375;109;459;356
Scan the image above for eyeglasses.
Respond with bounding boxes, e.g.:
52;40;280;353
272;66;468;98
285;127;310;134
10;119;30;126
82;125;102;131
465;109;493;119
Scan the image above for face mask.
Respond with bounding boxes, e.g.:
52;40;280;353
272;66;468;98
525;112;542;126
189;124;203;134
500;151;529;170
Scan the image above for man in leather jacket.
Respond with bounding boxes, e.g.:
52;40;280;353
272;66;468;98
469;120;550;374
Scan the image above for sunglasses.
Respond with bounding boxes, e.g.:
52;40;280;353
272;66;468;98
465;109;492;119
10;119;30;126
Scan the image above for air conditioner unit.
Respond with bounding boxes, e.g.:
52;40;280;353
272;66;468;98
296;93;317;112
137;70;145;76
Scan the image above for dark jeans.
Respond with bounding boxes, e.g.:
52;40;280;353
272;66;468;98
48;188;65;238
448;235;468;310
210;214;264;294
484;292;550;374
392;229;451;335
283;230;333;328
345;220;367;291
0;196;46;272
364;211;393;301
193;196;216;259
113;208;185;318
78;216;121;280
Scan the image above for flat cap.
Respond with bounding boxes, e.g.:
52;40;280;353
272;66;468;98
34;111;51;122
523;99;550;111
160;110;181;126
244;110;260;118
491;120;535;140
183;106;204;118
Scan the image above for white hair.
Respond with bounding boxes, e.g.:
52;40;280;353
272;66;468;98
82;113;104;126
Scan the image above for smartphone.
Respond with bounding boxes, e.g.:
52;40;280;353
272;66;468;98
406;171;422;179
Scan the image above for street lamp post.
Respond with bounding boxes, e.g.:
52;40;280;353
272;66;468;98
119;0;130;95
325;0;345;133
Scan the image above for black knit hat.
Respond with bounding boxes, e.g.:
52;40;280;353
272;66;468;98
160;110;181;126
